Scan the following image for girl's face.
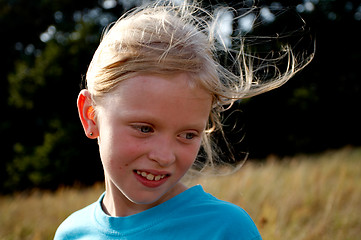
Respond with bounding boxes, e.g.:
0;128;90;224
94;73;212;216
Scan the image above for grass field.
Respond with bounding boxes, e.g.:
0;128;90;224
1;147;360;240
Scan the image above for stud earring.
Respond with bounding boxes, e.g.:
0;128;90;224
90;132;93;136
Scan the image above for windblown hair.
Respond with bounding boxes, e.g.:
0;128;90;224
85;0;313;174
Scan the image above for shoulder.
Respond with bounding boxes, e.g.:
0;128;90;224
187;186;255;221
54;201;98;240
176;185;262;239
211;200;262;239
201;194;259;229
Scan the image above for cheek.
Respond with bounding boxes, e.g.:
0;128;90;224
99;133;142;170
178;143;202;170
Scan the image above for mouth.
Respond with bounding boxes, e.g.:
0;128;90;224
134;170;169;181
133;170;171;188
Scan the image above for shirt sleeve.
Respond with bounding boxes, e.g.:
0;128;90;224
211;201;262;240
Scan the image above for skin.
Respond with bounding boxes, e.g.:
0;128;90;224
78;73;212;217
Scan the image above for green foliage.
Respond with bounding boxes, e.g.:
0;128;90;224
8;42;62;109
1;0;361;192
6;121;65;189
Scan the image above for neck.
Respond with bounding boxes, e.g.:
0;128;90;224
101;178;187;217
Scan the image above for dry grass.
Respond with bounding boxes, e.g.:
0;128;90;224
1;147;360;240
190;146;361;240
0;183;105;240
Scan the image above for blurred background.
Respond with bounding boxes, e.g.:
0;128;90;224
1;0;360;193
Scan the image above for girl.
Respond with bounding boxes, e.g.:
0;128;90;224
55;1;312;239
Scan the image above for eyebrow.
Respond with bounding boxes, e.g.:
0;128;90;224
120;111;207;132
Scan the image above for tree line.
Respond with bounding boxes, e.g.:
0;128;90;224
1;0;360;192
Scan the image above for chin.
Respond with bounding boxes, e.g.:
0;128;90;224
125;191;167;206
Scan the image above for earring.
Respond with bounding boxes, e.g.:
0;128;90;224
90;132;93;136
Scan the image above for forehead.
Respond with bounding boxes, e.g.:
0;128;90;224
98;73;212;120
105;73;210;99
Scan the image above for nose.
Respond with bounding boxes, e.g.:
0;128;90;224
148;135;176;167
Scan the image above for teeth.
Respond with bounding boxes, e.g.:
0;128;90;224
136;171;166;181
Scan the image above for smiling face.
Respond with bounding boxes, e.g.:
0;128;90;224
89;73;212;216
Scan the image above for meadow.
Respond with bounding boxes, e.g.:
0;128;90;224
0;147;360;240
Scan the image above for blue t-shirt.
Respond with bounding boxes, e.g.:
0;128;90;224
54;185;262;239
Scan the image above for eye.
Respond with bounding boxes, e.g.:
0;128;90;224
185;133;196;140
132;125;154;134
179;132;198;140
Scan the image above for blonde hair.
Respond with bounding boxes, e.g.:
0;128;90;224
85;0;313;174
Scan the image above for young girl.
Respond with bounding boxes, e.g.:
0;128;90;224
55;1;311;239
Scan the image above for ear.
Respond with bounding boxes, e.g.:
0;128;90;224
77;89;99;139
